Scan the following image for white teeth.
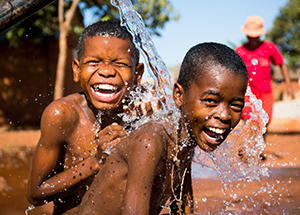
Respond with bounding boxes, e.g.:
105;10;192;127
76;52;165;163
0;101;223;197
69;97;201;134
95;92;115;98
207;127;226;134
93;84;118;98
94;84;117;91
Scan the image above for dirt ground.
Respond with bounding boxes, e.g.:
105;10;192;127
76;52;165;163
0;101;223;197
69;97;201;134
0;129;299;215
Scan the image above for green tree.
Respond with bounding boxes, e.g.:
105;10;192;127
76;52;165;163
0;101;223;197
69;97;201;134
3;0;179;100
267;0;300;68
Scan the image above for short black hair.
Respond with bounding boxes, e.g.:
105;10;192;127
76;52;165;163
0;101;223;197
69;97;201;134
76;20;139;62
177;42;248;90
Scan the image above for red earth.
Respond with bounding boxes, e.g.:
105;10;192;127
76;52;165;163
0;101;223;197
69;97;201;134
0;129;299;215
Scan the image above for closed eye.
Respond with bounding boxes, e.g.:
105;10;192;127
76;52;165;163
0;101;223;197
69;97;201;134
115;62;131;68
203;98;217;106
85;60;99;66
230;103;244;112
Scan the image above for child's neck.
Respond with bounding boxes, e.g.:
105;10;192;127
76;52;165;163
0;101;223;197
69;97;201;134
245;41;263;51
172;117;195;158
100;110;124;127
85;96;125;129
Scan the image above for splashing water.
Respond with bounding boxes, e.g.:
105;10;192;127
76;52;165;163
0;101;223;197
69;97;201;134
197;86;269;182
193;86;271;213
111;0;174;110
195;88;268;173
109;0;179;135
117;83;179;134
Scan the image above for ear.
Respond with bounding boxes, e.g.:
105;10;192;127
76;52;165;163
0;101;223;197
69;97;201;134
134;63;144;87
72;58;80;83
173;82;184;107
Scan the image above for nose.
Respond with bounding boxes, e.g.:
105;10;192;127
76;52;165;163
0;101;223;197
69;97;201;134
213;104;231;122
97;63;116;78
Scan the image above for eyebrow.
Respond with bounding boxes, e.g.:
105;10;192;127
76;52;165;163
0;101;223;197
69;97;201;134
201;90;221;97
233;97;245;103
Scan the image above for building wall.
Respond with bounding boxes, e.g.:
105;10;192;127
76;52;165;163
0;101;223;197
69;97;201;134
0;37;81;128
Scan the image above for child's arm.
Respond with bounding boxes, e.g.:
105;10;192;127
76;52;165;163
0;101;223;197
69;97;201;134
27;102;125;206
122;128;164;215
27;102;98;205
279;63;295;99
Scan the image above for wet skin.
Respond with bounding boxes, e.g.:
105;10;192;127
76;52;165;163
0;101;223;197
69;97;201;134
73;36;144;112
177;65;247;152
77;120;194;215
27;36;143;214
77;66;247;215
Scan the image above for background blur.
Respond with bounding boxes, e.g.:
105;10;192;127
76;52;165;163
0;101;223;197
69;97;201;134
0;0;299;127
0;1;300;214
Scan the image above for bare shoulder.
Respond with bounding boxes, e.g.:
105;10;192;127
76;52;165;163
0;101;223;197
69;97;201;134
41;93;84;126
135;121;168;145
38;93;87;145
120;120;171;162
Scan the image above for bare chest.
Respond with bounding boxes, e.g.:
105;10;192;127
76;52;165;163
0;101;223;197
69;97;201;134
64;121;98;168
151;151;192;212
79;152;128;214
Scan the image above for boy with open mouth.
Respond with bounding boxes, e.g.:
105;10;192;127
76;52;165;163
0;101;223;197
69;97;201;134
26;20;160;214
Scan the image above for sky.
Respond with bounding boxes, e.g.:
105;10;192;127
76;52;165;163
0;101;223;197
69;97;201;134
150;0;289;67
82;0;290;70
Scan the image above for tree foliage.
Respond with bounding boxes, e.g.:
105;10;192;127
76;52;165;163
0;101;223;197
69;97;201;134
3;0;179;47
267;0;300;68
3;1;61;47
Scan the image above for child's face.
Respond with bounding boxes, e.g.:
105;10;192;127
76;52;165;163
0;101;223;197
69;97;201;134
73;36;143;111
174;65;247;152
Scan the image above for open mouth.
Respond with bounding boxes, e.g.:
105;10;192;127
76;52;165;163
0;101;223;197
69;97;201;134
203;126;228;144
91;84;121;102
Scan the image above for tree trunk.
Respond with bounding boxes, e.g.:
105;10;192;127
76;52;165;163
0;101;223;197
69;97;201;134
53;0;80;100
53;27;68;100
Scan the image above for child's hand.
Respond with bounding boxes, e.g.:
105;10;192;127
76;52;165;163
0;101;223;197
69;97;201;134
96;123;126;162
287;85;295;99
123;95;166;117
97;122;126;151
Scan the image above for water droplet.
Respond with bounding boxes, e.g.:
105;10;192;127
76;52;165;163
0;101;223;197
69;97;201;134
25;205;35;215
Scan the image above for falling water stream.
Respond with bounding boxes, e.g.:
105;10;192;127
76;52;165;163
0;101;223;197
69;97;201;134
111;0;173;102
111;0;270;175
